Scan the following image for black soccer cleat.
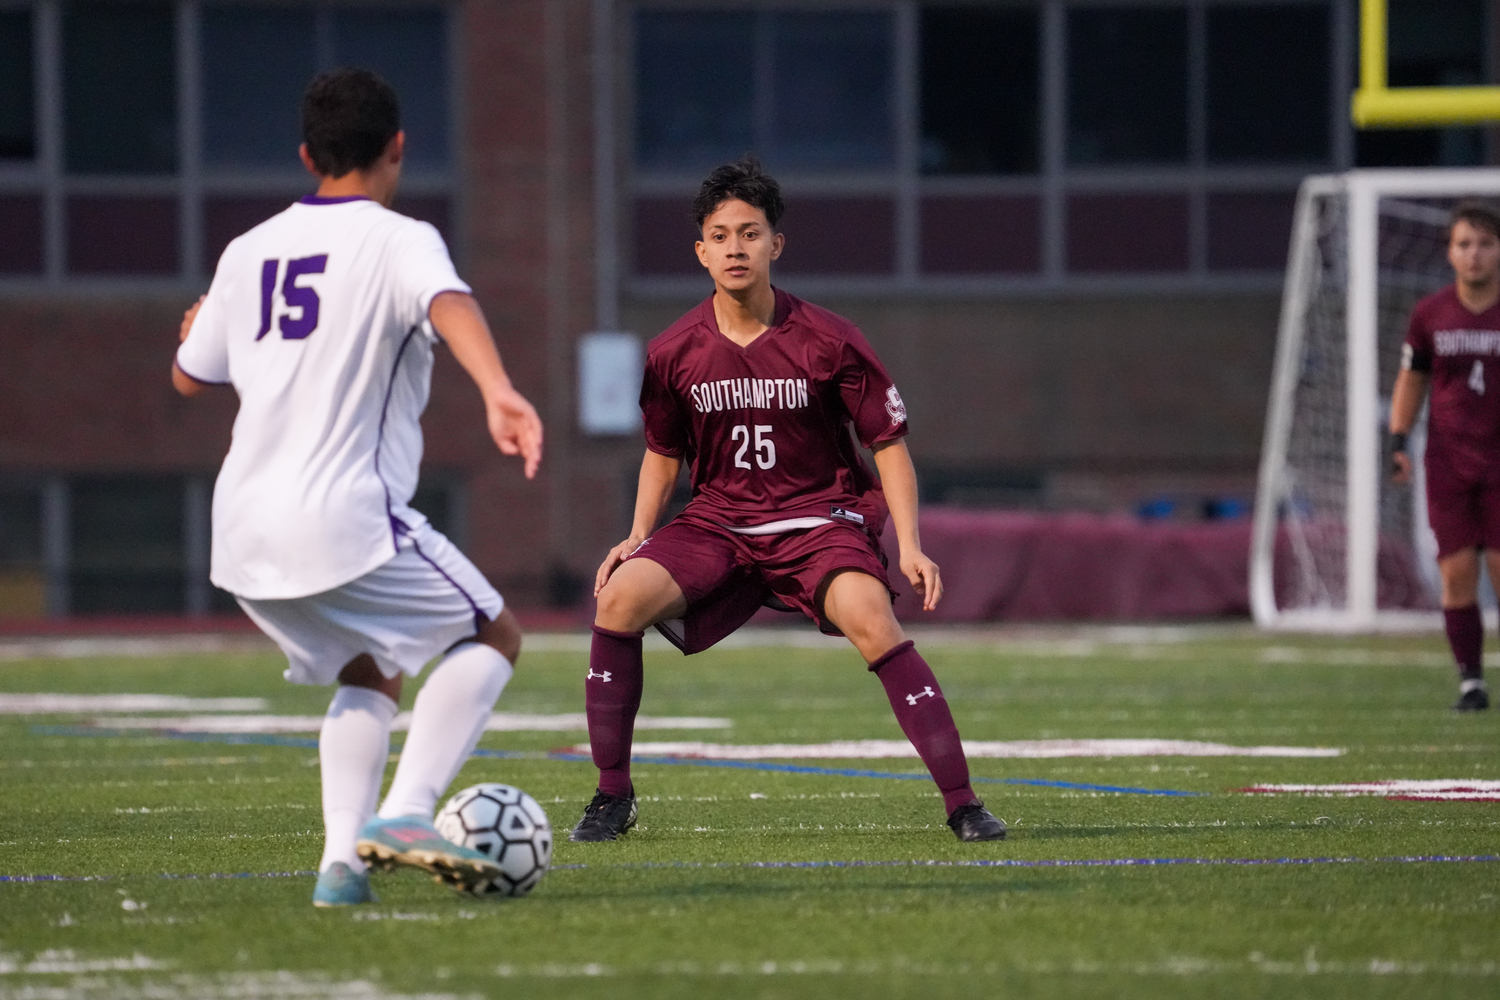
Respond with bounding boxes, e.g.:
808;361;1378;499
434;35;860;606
947;801;1006;842
569;788;639;842
1454;682;1490;712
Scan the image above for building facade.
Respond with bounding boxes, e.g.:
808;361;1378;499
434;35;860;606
0;0;1492;616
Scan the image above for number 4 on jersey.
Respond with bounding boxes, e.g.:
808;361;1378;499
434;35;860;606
257;255;328;341
1471;359;1486;396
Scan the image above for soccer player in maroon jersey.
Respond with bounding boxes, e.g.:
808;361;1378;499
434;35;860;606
1390;201;1500;711
569;159;1005;843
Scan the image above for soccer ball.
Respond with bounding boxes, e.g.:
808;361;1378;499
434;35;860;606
434;783;552;897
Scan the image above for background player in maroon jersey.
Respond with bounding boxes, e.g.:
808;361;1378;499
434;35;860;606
1390;201;1500;711
571;159;1006;842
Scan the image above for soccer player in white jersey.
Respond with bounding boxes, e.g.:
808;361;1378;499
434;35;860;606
174;69;543;904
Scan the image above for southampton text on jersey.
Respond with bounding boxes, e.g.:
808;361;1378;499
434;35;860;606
690;377;810;414
1434;329;1500;356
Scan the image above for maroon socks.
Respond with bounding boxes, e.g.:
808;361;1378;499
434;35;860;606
870;640;976;815
1444;605;1484;680
586;625;644;798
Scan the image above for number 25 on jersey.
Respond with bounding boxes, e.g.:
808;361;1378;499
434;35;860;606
731;424;776;470
257;255;328;342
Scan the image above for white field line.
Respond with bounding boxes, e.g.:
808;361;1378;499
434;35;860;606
572;739;1344;760
0;694;268;713
0;635;275;661
87;712;729;734
0;969;471;998
0;949;168;973
1242;780;1500;801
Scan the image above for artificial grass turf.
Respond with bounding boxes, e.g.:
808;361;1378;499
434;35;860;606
0;629;1497;998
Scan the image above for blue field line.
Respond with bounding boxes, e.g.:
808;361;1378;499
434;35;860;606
5;854;1497;885
33;726;1201;797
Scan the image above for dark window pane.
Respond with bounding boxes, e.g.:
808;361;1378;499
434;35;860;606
203;7;316;169
1067;193;1189;273
1355;0;1484;167
920;7;1039;175
67;196;179;275
1207;6;1329;164
70;476;185;614
64;3;177;174
1067;8;1187;165
334;9;450;171
0;196;43;274
0;485;42;566
633;196;700;276
1208;191;1297;271
635;11;754;171
0;10;35;160
769;12;893;169
921;196;1041;274
204;196;294;272
776;197;895;274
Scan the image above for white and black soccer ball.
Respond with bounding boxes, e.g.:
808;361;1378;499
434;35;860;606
434;783;552;897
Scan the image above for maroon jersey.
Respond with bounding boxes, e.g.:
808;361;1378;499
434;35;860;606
1404;285;1500;459
641;289;908;530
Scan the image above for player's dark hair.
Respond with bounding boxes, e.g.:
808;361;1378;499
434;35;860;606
1449;200;1500;241
301;68;401;178
693;157;785;231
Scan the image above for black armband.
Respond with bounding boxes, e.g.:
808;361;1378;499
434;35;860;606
1391;432;1409;454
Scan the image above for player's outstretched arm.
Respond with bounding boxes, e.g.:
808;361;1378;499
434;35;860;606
429;291;543;479
1388;368;1430;484
872;439;942;611
595;449;681;596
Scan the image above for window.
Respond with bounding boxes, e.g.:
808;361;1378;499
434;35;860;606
69;476;186;614
203;7;318;169
636;9;893;174
1207;5;1330;164
3;2;456;287
64;3;178;175
920;6;1040;175
0;9;35;161
631;2;1344;290
1068;7;1188;165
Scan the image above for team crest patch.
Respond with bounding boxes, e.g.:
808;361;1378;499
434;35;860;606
885;385;906;424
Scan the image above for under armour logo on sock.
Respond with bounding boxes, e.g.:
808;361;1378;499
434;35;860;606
587;669;612;683
906;686;936;705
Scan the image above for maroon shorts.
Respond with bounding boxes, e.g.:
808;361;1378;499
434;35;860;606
1425;445;1500;557
624;515;893;654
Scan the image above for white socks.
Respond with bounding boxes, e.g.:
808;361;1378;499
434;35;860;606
318;685;398;874
377;642;514;820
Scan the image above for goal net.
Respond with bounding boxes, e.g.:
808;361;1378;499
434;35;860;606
1251;169;1500;631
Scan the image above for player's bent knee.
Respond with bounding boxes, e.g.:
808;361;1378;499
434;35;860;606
338;654;402;701
595;579;650;633
475;607;523;663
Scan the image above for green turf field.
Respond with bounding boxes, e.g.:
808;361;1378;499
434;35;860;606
1;627;1497;999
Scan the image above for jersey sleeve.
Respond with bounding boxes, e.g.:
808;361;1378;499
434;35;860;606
175;252;234;385
836;327;909;448
389;220;472;342
640;353;688;457
1403;301;1434;373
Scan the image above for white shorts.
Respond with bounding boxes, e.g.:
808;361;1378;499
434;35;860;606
237;521;504;686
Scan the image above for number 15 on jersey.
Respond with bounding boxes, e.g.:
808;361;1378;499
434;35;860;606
257;255;328;342
731;424;776;470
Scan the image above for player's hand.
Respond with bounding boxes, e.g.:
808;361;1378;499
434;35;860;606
595;536;644;596
179;295;205;342
900;549;943;612
485;385;544;479
1391;450;1412;484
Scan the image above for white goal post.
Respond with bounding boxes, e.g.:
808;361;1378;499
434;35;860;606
1251;168;1500;632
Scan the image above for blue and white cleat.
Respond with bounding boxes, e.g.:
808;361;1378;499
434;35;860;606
311;861;377;907
356;814;501;895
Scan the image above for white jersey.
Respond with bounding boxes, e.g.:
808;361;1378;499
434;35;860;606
177;195;470;600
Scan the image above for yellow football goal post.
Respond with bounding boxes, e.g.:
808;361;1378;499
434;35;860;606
1351;0;1500;127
